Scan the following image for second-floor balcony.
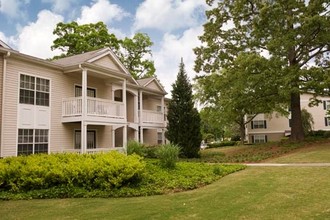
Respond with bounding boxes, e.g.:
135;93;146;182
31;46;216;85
62;97;125;122
141;110;164;125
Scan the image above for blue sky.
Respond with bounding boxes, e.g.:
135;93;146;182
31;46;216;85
0;0;209;95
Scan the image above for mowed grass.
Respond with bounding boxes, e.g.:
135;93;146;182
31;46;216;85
0;166;330;220
1;142;330;219
268;141;330;163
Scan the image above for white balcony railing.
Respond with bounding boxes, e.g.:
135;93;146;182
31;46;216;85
62;97;125;119
141;110;164;124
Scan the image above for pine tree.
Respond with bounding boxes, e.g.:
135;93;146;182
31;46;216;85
166;59;202;158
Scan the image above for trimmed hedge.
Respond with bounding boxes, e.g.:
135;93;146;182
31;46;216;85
208;141;237;148
0;152;145;192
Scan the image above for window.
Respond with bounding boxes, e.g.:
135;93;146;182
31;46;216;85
252;134;267;143
325;117;330;126
251;120;267;129
156;105;162;112
75;130;96;149
19;74;49;106
323;100;330;110
17;129;48;155
157;132;163;145
75;85;96;97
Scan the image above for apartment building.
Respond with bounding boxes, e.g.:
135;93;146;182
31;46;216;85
246;93;330;143
0;40;167;157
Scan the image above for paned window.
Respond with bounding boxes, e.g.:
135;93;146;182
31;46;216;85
17;129;48;155
323;100;330;110
74;86;96;97
252;134;267;144
19;74;49;106
325;117;330;126
75;130;96;149
157;132;163;145
251;120;267;129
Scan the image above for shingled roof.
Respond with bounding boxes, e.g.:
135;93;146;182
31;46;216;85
52;48;107;66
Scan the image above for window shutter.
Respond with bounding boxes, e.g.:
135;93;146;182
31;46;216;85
265;135;268;143
264;120;267;129
325;117;328;126
252;135;255;143
324;101;327;110
251;121;254;129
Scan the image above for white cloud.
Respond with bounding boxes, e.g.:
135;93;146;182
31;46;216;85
154;26;204;96
16;10;63;59
134;0;206;32
41;0;76;13
0;0;27;18
77;0;129;25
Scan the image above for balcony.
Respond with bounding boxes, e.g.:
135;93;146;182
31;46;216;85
62;97;125;122
141;110;164;125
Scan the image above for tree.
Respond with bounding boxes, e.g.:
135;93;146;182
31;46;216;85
118;33;156;79
200;107;224;142
51;21;155;79
166;59;202;158
301;109;314;136
52;21;120;57
195;52;286;143
194;0;330;141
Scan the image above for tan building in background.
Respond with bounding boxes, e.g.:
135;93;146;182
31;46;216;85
246;93;330;143
0;40;168;157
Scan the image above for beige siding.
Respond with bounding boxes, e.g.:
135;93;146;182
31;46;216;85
92;56;121;71
142;96;161;111
0;55;3;154
143;128;157;145
248;133;284;143
146;81;162;92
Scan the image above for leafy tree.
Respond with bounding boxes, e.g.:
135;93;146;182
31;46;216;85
52;21;120;58
118;33;156;79
194;0;330;141
200;107;224;142
51;21;155;79
166;60;202;158
195;52;286;143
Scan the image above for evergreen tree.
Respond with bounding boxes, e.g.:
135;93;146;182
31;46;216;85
166;59;202;158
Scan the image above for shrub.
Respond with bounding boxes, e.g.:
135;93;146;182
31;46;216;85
156;144;180;169
208;141;237;148
143;146;158;158
126;140;146;157
0;152;145;192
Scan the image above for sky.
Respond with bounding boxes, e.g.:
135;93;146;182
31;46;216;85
0;0;210;96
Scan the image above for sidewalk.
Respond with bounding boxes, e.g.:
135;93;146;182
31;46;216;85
245;163;330;167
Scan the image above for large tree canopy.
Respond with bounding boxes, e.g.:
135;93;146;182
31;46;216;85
194;0;330;141
51;21;155;79
195;52;286;142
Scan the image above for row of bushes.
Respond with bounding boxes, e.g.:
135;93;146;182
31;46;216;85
0;151;145;192
207;141;238;148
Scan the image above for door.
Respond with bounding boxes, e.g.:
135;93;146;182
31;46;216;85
75;130;96;149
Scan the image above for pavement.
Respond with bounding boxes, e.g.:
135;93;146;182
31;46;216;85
244;163;330;167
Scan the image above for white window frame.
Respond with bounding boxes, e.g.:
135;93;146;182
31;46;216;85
19;74;50;106
74;129;97;149
17;129;49;156
74;84;97;98
253;134;267;144
252;120;266;129
157;132;162;145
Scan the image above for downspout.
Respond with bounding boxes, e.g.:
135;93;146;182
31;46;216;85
1;51;10;157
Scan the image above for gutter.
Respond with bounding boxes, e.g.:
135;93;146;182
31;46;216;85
1;51;10;157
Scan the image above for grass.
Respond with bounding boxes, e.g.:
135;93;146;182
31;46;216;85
0;166;330;219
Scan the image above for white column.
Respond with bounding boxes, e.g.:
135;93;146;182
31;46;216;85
81;68;88;153
123;125;127;153
139;90;143;124
139;126;144;143
112;127;115;148
134;95;138;123
161;96;165;126
134;129;138;141
162;129;165;145
123;79;127;120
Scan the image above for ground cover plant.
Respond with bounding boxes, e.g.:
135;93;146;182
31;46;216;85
0;152;245;200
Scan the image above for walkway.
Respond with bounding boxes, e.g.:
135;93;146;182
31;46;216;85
245;163;330;167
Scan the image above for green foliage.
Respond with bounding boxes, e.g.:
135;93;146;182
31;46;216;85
301;108;314;136
155;144;180;169
126;140;146;157
200;108;224;142
166;60;202;158
51;22;155;79
0;152;145;192
194;0;330;141
208;141;237;148
0;160;245;200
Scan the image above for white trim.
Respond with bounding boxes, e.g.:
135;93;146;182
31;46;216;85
1;51;10;157
74;83;97;97
143;78;167;93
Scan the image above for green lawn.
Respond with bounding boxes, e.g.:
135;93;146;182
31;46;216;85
267;142;330;163
1;142;330;219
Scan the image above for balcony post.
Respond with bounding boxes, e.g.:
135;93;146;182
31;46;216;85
81;67;88;153
123;125;127;153
139;126;144;143
139;90;143;124
123;79;127;120
162;128;165;145
161;96;165;126
134;94;138;123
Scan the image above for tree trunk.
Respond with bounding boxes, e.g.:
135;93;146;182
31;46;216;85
239;123;245;145
290;92;304;141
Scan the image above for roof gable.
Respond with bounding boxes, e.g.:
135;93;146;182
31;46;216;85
0;39;11;49
138;77;166;93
